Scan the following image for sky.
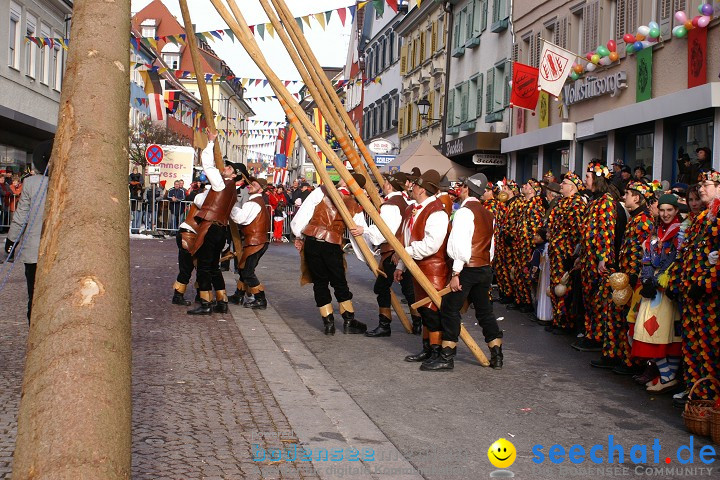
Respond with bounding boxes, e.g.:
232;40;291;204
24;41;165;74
132;0;353;126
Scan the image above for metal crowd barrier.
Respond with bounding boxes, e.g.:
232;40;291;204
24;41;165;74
0;194;21;232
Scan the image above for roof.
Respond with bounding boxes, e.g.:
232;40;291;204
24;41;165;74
384;139;473;181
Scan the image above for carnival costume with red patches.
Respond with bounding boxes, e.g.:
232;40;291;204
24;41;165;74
515;191;545;306
495;184;523;301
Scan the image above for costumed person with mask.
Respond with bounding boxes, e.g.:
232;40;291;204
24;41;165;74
495;180;522;304
546;172;586;335
187;134;249;315
353;172;421;337
393;170;450;364
5;140;52;323
422;173;503;370
291;173;369;335
508;179;545;313
228;177;271;309
573;161;626;352
591;180;653;372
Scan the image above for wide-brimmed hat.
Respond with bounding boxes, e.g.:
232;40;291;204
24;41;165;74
349;172;367;190
545;181;561;193
465;173;488;195
383;172;406;191
405;167;422;182
414;169;441;195
225;160;249;180
251;177;268;188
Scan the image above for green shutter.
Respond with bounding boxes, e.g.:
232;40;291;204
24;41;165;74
485;68;494;114
502;62;511;108
466;3;475;39
460;82;469;122
477;73;483;118
447;90;455;127
481;0;488;31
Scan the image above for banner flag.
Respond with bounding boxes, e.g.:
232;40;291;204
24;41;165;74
510;62;540;111
537;40;576;97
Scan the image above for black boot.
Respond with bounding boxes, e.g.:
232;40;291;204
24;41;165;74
213;301;229;313
590;356;619;369
365;315;391;337
342;311;367;334
244;291;267;310
322;314;336;335
421;344;442;366
172;290;191;306
405;339;432;362
228;290;245;305
194;291;201;304
489;345;504;369
188;300;213;315
411;316;423;335
420;346;456;371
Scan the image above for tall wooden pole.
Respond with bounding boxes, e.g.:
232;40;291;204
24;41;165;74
256;0;410;331
211;0;487;364
177;0;243;261
12;0;132;477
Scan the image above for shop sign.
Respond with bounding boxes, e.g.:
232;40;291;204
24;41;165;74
562;71;627;107
368;138;394;154
445;138;466;157
472;153;507;166
374;154;395;166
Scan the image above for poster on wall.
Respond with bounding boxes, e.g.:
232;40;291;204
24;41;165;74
687;27;707;88
636;47;652;102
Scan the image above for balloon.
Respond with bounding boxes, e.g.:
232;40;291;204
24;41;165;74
701;4;714;16
633;41;644;51
607;40;617;52
637;25;650;36
586;52;594;61
626;43;635;54
570;71;579;81
623;33;636;44
692;16;700;27
591;54;600;64
585;62;596;72
635;34;646;41
675;11;687;24
649;27;661;38
599;56;612;66
641;40;652;49
698;15;711;28
573;64;583;74
684;20;694;29
674;25;687;38
597;46;610;56
648;21;659;30
609;52;619;62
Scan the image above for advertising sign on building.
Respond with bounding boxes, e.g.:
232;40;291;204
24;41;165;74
374;154;396;166
157;145;194;186
472;154;507;166
368;138;394;154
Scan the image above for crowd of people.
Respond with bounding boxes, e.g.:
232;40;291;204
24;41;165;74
0;170;29;233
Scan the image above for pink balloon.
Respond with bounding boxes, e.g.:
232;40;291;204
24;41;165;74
675;11;687;24
698;15;711;28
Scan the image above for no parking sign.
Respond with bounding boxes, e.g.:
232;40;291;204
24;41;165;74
145;144;164;165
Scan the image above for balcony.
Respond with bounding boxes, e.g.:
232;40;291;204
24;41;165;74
451;46;465;58
485;111;504;123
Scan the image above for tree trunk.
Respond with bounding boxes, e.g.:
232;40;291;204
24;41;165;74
12;0;132;478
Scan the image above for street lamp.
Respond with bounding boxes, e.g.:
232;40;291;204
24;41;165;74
416;98;441;122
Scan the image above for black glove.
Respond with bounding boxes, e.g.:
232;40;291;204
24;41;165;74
628;274;639;288
562;256;575;272
687;284;706;301
4;238;14;254
639;280;657;299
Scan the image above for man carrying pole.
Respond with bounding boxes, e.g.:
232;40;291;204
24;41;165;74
422;174;504;371
291;174;370;335
394;170;451;363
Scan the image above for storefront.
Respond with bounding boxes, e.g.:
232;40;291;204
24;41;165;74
442;131;508;182
501;123;575;183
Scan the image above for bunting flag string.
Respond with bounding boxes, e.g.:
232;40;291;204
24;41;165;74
130;61;304;88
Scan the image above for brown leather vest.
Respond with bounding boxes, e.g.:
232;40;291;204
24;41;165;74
195;178;238;226
302;186;361;245
408;198;449;279
437;193;454;215
379;193;409;259
184;203;201;232
464;200;494;268
242;196;270;247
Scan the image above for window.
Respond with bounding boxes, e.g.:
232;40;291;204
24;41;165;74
381;37;387;70
447;89;455;128
40;24;50;85
492;0;508;23
141;19;157;38
582;0;600;55
8;3;21;68
552;16;569;50
459;82;469;123
162;40;181;70
25;14;37;78
466;3;475;39
476;73;483;118
486;62;508;114
453;84;463;126
389;31;395;62
469;76;479;119
437;16;445;50
374;44;380;74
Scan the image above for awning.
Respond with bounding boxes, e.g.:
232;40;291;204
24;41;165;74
383;139;474;181
501;123;575;153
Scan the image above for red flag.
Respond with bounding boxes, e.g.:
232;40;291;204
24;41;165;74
510;62;540;111
386;0;399;13
687;27;707;88
338;7;347;26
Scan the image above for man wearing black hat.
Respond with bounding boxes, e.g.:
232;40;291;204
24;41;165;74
351;172;421;337
422;173;504;370
291;173;369;335
187;134;249;315
5;139;52;322
394;169;450;363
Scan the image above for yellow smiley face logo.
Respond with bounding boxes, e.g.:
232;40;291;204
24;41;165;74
488;438;517;469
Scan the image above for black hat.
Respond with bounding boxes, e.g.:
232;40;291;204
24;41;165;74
33;139;53;175
414;169;441;195
383;172;406;191
350;172;367;190
621;166;632;174
225;160;249;180
465;173;488;195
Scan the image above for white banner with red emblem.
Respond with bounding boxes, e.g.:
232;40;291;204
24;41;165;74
537;41;577;98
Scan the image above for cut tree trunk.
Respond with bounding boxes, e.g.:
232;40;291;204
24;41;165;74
12;0;132;478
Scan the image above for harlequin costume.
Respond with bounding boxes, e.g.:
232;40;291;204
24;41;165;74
546;173;586;332
290;174;370;335
510;180;545;312
495;180;522;304
672;170;720;400
593;181;654;370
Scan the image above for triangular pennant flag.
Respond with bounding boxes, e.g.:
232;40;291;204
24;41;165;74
257;23;265;39
266;23;274;38
338;7;347;26
263;80;269;87
255;79;262;86
210;30;223;40
167;35;179;46
372;0;385;16
284;80;290;87
225;29;235;42
314;13;326;30
178;33;186;44
242;78;249;87
348;5;357;24
249;25;255;35
387;0;399;13
147;37;158;50
302;16;312;29
203;32;215;43
295;17;304;32
325;10;332;25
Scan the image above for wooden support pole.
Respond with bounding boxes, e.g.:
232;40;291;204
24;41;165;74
255;0;410;332
178;0;243;261
210;0;487;365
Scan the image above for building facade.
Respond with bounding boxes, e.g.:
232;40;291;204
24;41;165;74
503;0;720;182
0;0;71;174
442;0;511;180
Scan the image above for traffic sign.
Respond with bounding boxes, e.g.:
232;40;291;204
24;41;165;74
145;144;164;165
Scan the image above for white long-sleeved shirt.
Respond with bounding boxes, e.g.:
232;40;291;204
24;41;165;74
178;185;211;234
201;142;226;192
230;193;262;226
447;197;496;273
396;196;449;271
364;191;404;247
290;187;368;263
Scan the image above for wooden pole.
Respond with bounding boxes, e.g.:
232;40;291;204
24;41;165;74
210;0;487;365
177;0;243;262
255;0;410;332
269;0;386;188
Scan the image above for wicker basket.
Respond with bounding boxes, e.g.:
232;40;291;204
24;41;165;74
682;377;719;437
710;409;720;445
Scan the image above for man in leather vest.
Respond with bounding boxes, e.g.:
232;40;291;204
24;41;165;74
350;172;421;337
393;169;450;364
422;173;504;371
228;177;271;309
172;184;210;306
291;173;370;335
187;134;249;315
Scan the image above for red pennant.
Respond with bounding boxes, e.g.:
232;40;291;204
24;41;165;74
338;7;347;26
386;0;399;13
510;62;540;111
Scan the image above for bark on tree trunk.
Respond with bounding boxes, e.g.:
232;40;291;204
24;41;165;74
12;0;132;478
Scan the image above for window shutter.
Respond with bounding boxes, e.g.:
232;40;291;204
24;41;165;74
658;0;673;38
626;0;639;40
398;106;405;136
460;82;469;123
400;45;407;74
453;16;461;50
534;32;541;67
485;68;494;114
477;73;483;118
615;0;627;53
408;105;414;132
420;31;426;62
503;64;511;108
674;0;687;26
481;0;488;31
447;90;455;127
467;2;475;39
512;42;519;62
431;20;438;53
416;104;422;131
428;91;435;122
560;16;568;49
583;0;599;54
